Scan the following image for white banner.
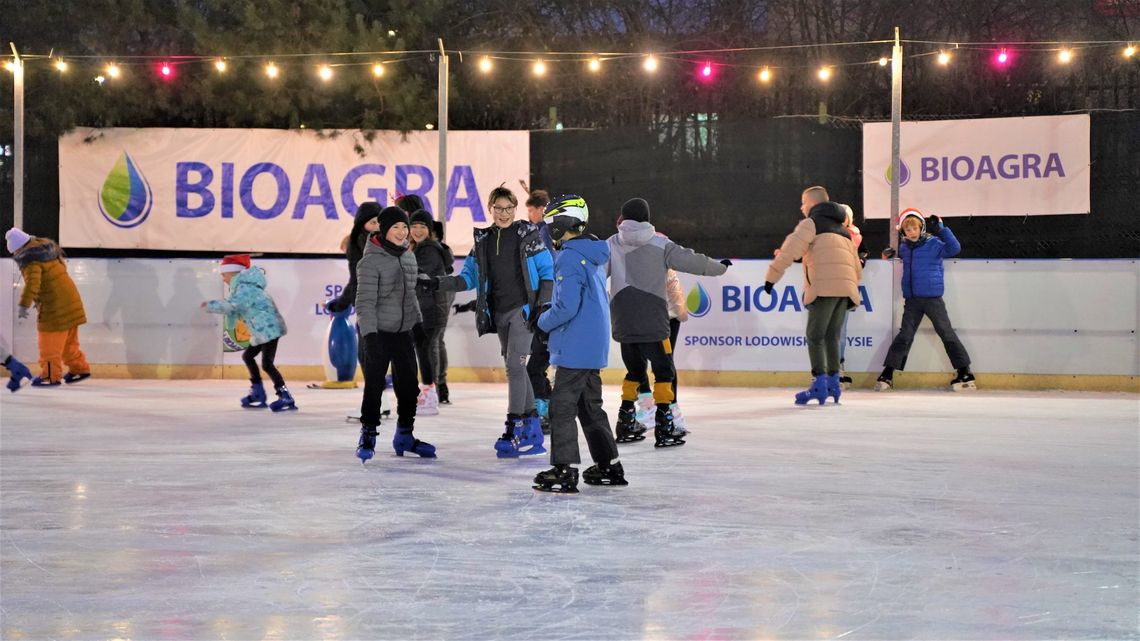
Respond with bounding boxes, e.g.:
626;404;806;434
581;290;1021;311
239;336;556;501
669;261;893;371
862;115;1090;219
58;128;530;255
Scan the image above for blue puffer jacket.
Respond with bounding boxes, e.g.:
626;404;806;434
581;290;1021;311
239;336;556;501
899;225;962;298
538;236;611;370
205;266;287;346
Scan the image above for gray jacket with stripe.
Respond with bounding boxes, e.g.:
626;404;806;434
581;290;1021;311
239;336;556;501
607;220;727;343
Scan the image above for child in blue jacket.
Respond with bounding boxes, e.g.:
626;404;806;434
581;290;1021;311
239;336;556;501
531;195;626;493
877;209;976;391
203;254;296;411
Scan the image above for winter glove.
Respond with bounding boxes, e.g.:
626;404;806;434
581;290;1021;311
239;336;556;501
881;247;897;259
763;282;774;295
926;215;943;233
17;306;30;319
417;275;440;294
719;258;733;268
453;300;476;314
527;303;551;334
324;297;346;313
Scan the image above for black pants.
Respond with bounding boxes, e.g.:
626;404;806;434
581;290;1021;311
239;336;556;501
549;367;619;466
242;338;285;389
883;296;971;371
527;333;552;401
413;323;441;386
360;331;420;428
621;339;674;404
637;319;681;402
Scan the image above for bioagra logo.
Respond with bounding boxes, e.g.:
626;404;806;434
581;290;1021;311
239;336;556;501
685;283;712;318
99;152;153;228
884;159;911;187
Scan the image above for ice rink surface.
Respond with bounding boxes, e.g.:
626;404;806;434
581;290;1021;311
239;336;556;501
1;379;1137;640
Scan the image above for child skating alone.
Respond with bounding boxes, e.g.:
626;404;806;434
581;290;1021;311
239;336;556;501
6;227;91;386
355;206;437;462
532;195;626;493
877;209;976;391
202;254;295;411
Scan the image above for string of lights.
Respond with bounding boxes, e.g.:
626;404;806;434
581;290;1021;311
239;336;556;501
5;38;1136;85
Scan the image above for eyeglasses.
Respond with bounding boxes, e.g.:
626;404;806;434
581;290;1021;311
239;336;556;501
491;205;517;214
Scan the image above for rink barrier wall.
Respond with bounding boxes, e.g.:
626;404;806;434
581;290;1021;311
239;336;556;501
2;258;1137;392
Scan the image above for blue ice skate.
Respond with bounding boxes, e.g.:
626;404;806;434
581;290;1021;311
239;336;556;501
794;375;829;406
825;373;842;404
393;426;437;458
4;356;32;392
269;386;297;412
517;416;546;456
357;425;378;463
241;382;268;408
495;416;526;458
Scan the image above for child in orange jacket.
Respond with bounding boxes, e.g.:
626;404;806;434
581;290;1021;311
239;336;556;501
6;228;91;386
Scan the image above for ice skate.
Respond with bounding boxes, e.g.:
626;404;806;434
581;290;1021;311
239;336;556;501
614;406;647;443
794;375;828;406
517;415;546;456
63;372;91;384
533;465;579;494
393;426;436;458
825;373;842;404
241;382;268;408
838;368;853;391
669;403;687;431
874;377;893;392
4;356;33;392
437;382;451;405
950;369;977;392
269;386;298;412
30;377;61;387
582;460;629;486
494;416;526;458
635;391;655;428
356;425;378;463
417;384;440;416
653;407;687;448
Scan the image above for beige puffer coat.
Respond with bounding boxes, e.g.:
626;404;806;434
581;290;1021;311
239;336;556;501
766;202;862;307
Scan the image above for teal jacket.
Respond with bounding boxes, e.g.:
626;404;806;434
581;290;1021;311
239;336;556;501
205;267;287;346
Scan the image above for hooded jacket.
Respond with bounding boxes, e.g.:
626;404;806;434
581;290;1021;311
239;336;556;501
205;266;287;346
766;201;863;307
537;235;611;369
440;220;554;336
898;221;961;299
412;237;453;329
14;237;87;332
355;236;422;335
607;220;727;343
327;202;383;313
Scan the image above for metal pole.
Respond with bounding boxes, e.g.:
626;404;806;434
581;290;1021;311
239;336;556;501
437;39;448;242
889;28;902;252
10;43;23;231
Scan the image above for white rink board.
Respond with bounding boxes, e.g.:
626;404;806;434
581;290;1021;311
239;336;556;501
3;258;1137;376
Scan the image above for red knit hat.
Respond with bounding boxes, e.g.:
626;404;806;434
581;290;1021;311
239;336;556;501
220;254;251;273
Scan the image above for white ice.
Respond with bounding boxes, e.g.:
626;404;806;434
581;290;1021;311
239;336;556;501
2;380;1137;640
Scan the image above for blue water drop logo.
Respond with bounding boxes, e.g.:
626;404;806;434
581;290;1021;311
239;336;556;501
884;159;911;187
686;283;712;318
99;152;153;228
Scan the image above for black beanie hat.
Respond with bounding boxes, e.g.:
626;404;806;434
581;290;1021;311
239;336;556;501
378;206;410;238
395;194;426;213
351;201;383;238
620;197;650;223
409;209;434;228
432;220;445;241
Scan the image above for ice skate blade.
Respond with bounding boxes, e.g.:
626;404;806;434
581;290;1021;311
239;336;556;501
532;484;579;494
615;434;646;444
270;404;298;412
242;403;268;409
653;438;686;448
951;382;977;392
63;372;91;384
583;477;629;487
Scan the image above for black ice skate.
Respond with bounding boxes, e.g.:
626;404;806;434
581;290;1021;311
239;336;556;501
356;425;378;464
950;369;977;392
653;407;687;448
614;406;647;443
582;461;629;486
533;465;579;494
874;370;894;392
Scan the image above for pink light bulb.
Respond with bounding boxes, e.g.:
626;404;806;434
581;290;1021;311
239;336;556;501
997;49;1009;64
161;63;172;76
702;62;712;77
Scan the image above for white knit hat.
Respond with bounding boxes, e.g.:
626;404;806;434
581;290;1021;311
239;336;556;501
5;228;31;254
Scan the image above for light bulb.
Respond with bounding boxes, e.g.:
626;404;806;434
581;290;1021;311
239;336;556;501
55;59;68;72
265;62;279;79
106;63;121;78
643;55;658;73
1125;45;1136;58
532;60;546;76
818;66;832;81
1058;49;1072;63
588;57;601;72
318;65;333;81
879;57;889;66
758;66;771;83
214;59;227;73
479;56;492;73
937;51;950;65
372;63;385;77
